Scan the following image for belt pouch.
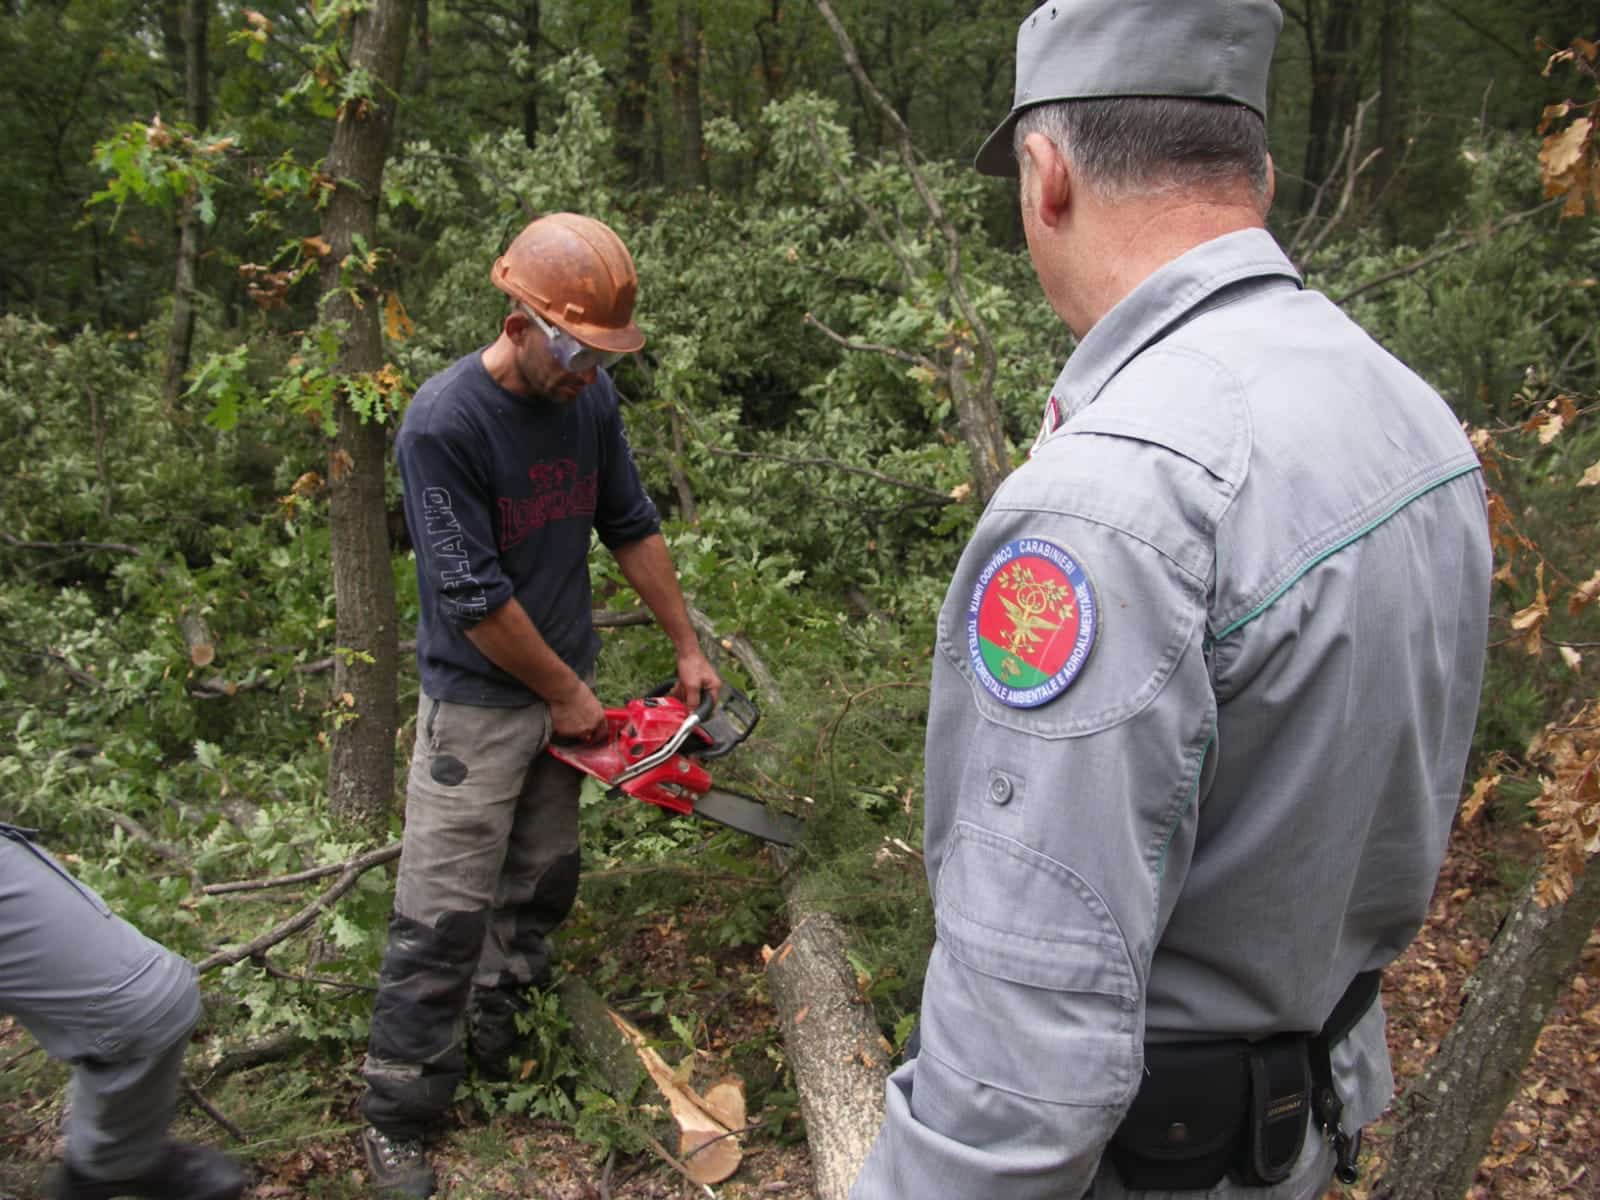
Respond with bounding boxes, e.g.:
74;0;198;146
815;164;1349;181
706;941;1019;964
1244;1034;1311;1185
1107;1040;1248;1191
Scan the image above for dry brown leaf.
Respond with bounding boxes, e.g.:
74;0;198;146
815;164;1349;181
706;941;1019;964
1579;460;1600;488
1541;118;1592;180
1461;773;1500;824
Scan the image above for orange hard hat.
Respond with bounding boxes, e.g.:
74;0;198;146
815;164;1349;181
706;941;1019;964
490;213;644;354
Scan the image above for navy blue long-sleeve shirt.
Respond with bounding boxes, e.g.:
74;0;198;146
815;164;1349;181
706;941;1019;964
395;350;660;706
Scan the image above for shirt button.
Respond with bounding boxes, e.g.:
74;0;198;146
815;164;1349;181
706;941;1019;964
987;774;1012;805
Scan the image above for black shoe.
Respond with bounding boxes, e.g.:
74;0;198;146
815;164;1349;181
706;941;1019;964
362;1126;435;1198
57;1141;245;1200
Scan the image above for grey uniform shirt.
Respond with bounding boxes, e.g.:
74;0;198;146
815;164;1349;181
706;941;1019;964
853;229;1491;1199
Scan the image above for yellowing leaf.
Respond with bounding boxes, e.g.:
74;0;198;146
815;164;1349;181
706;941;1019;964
384;291;414;343
1578;460;1600;488
1538;412;1566;444
1559;646;1582;672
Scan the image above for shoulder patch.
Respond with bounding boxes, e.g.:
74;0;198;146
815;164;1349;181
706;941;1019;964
966;538;1098;708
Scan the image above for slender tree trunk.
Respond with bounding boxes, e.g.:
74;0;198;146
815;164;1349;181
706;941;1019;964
521;0;540;149
669;0;708;188
1373;864;1600;1200
411;0;431;95
1372;0;1407;239
319;0;410;831
616;0;653;185
165;0;209;408
812;0;1011;505
1299;0;1364;215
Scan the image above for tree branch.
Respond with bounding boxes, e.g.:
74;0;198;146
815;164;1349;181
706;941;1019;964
699;441;953;505
202;841;401;895
1331;199;1563;306
803;312;935;370
194;842;402;973
0;532;141;556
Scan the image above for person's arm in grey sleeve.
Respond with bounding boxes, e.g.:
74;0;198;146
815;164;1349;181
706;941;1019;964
397;425;513;629
851;495;1215;1199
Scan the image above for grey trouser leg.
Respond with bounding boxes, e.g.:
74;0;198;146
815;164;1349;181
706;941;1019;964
361;694;582;1136
0;827;200;1179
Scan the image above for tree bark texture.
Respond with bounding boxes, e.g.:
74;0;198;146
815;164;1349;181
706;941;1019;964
1372;0;1408;236
411;0;432;96
765;903;891;1200
616;0;653;185
1299;0;1365;216
164;0;209;408
520;0;540;149
1373;863;1600;1200
319;0;410;831
669;1;708;189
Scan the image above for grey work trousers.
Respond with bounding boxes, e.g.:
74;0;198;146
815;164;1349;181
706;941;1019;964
361;694;582;1136
0;824;200;1178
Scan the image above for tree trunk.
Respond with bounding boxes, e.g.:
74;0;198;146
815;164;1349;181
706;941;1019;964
411;0;431;95
1372;0;1407;239
669;0;707;189
165;0;209;408
765;900;891;1200
1299;0;1365;215
947;335;1008;508
521;0;540;149
616;0;653;185
1373;863;1600;1200
318;0;410;831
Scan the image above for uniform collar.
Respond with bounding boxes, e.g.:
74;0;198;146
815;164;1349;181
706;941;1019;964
1033;228;1301;451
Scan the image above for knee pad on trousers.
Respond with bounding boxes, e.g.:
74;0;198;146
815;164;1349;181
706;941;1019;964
367;909;486;1067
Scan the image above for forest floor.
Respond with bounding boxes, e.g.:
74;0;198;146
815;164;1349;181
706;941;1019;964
2;816;1597;1200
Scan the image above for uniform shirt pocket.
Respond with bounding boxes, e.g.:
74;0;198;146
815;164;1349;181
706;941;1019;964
927;821;1139;1107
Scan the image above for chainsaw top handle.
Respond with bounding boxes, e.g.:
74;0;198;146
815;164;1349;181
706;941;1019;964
609;689;714;786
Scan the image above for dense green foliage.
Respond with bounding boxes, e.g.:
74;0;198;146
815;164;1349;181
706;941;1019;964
2;0;1596;1184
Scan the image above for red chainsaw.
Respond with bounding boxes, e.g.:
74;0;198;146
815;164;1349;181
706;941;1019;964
547;681;804;847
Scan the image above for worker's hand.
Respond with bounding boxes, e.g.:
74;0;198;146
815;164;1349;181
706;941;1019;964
673;647;721;714
549;679;607;743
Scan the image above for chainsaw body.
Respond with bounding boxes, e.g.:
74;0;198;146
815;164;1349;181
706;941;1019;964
546;683;800;844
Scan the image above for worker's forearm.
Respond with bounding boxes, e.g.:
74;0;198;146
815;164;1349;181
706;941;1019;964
464;598;584;703
611;534;699;653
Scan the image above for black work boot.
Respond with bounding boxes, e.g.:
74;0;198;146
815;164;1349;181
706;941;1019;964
361;1126;435;1198
56;1141;245;1200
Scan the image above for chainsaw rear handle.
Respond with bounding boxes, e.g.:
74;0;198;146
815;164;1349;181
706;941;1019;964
609;689;714;786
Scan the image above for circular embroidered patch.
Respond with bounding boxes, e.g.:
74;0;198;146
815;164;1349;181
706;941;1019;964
965;537;1097;708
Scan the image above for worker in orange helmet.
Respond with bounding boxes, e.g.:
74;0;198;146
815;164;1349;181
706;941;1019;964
358;213;719;1198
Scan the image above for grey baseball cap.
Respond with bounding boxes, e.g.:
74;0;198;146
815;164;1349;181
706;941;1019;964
975;0;1283;177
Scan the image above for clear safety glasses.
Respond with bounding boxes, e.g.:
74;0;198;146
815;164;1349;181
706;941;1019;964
525;310;626;374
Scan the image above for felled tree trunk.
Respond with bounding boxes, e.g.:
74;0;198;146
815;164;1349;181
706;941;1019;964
557;976;745;1185
1373;863;1600;1200
766;893;892;1200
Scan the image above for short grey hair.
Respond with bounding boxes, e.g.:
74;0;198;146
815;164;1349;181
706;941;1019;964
1013;97;1269;202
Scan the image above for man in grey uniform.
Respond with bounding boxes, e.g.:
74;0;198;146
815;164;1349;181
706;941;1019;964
852;2;1491;1197
1;823;244;1199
